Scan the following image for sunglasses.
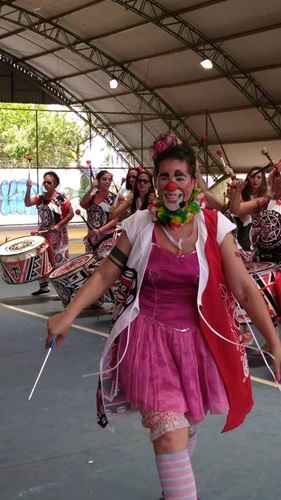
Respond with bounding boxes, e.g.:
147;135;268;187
137;178;150;184
43;180;53;185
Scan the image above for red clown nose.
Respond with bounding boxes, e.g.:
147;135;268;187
164;181;179;191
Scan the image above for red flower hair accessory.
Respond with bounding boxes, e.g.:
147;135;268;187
152;133;181;159
136;164;145;174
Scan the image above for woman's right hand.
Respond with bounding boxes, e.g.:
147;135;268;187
46;312;73;349
89;228;100;241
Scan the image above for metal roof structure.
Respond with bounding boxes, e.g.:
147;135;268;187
0;0;281;174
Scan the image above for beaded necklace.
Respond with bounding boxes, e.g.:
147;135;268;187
154;188;201;228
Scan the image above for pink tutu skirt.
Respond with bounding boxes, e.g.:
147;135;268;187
118;312;229;425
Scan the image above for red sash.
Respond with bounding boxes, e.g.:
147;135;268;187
199;210;254;432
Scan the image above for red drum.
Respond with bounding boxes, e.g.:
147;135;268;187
236;262;280;324
95;228;122;260
0;235;51;284
49;254;96;306
49;253;116;307
84;227;122;258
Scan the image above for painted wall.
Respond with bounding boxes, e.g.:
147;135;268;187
0;168;91;226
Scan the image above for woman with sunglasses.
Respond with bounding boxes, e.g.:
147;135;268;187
47;134;281;499
110;168;154;220
131;169;154;213
25;171;74;295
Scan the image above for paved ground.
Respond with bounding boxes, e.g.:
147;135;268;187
0;235;281;499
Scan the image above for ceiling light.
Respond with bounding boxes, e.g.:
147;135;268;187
200;59;213;70
109;78;119;89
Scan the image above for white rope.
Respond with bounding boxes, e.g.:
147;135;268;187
198;304;281;391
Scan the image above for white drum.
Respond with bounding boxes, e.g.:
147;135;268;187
0;235;52;284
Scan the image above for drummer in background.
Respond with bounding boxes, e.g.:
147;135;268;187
231;162;281;261
110;167;139;218
110;168;154;221
123;167;138;195
79;170;117;253
230;167;281;355
234;168;268;251
25;171;74;295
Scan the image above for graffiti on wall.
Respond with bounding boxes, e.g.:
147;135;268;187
0;168;92;225
0;179;38;216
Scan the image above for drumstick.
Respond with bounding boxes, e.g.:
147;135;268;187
247;148;275;178
216;150;236;179
261;147;274;166
86;160;95;182
28;338;56;401
25;155;32;179
75;209;100;251
248;162;273;178
75;209;93;230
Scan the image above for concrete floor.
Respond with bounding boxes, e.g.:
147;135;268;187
0;278;281;500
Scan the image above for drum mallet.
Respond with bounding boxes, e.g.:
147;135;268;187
28;338;56;401
75;209;93;230
261;147;274;166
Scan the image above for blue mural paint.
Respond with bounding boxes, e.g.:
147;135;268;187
0;179;38;216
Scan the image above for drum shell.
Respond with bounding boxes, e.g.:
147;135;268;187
0;238;51;284
49;254;98;306
235;262;280;324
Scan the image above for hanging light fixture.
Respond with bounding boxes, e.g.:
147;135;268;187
109;78;119;89
200;59;213;70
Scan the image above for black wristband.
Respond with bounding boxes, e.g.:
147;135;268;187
108;245;128;269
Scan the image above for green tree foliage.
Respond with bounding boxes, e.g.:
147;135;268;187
0;104;89;166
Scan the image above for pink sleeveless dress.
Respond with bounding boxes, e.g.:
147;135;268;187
118;237;229;425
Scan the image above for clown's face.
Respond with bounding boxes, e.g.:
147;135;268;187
161;181;184;211
156;159;195;209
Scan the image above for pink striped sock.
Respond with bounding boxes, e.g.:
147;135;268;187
156;449;197;500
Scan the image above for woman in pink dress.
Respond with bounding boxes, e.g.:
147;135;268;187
47;135;281;500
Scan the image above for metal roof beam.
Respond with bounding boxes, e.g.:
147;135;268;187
18;16;281;68
0;0;227;43
67;60;281;106
0;1;225;177
112;0;281;137
0;47;140;168
0;1;105;41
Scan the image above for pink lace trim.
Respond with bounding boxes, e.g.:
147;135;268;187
142;411;190;441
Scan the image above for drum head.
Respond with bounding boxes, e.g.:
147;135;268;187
49;254;95;278
0;235;45;257
251;210;281;251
